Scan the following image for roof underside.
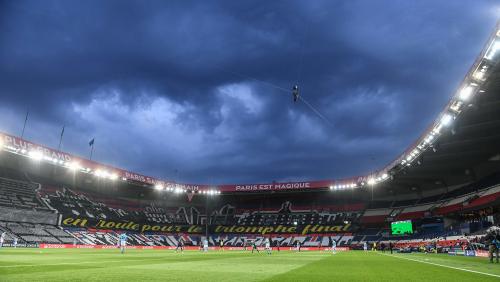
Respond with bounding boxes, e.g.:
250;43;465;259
382;61;500;195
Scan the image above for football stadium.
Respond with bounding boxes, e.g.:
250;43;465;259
1;1;500;282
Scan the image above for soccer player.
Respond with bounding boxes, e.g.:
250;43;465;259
251;240;259;253
264;237;271;255
219;238;224;251
296;240;301;252
363;242;368;252
176;237;184;253
487;228;500;263
119;233;128;254
13;237;17;248
203;238;209;252
331;239;337;254
0;232;5;249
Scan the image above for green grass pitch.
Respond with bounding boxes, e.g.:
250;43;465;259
1;249;499;281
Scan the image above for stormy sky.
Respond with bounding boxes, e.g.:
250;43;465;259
0;0;498;184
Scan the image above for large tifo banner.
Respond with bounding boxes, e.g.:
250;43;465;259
61;217;353;235
0;131;369;192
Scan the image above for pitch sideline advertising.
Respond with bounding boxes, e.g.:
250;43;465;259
61;216;353;235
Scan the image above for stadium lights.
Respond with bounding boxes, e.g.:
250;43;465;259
440;114;453;127
424;134;434;144
154;184;164;190
28;150;43;161
382;173;389;180
95;170;107;178
458;84;477;101
68;162;82;171
484;40;500;60
367;178;375;186
109;173;118;180
473;64;489;81
432;124;442;135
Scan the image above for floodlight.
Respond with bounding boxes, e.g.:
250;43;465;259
458;85;475;101
440;114;453;127
20;149;27;154
367;178;375;185
329;185;333;190
424;134;434;143
28;150;43;161
432;125;442;134
382;173;389;180
68;162;81;171
485;41;500;60
109;173;118;180
154;184;164;190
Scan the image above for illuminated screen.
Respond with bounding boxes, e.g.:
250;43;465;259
391;220;413;235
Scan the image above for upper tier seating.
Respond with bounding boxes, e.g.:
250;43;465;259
0;177;50;212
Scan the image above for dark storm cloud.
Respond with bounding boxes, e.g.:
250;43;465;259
0;0;498;183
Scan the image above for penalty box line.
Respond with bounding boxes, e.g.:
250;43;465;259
380;253;500;278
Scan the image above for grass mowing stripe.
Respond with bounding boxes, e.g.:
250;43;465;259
382;253;500;278
0;251;254;268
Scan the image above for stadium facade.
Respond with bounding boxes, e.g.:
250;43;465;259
0;22;500;256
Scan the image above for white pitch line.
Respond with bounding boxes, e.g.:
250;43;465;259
382;253;500;278
0;257;169;268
